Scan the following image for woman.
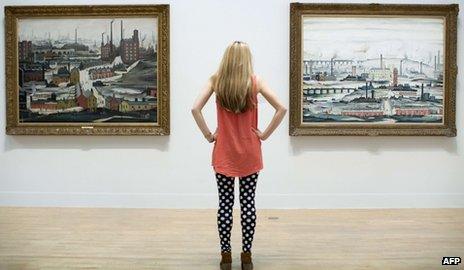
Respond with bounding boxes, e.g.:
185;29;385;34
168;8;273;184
191;41;286;270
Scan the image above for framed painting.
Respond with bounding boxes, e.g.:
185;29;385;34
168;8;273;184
289;3;458;136
5;5;169;135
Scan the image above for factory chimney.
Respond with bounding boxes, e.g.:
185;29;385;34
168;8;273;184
437;50;440;67
110;20;114;57
133;29;139;42
399;60;403;76
330;57;334;76
101;32;104;46
420;61;423;74
420;83;424;101
380;54;383;69
365;82;368;98
120;20;123;40
74;28;77;44
434;56;437;71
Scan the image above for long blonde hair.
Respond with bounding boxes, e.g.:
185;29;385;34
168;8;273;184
212;41;255;113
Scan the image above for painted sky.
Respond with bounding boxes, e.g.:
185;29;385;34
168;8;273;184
303;16;444;63
19;18;157;47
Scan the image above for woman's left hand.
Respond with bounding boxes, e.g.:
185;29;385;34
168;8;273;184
206;131;217;143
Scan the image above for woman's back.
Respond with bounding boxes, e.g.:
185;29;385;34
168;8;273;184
191;41;286;267
212;75;263;177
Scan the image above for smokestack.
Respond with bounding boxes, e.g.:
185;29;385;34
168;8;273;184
371;90;374;99
420;61;423;74
74;28;77;44
365;82;368;98
380;54;383;69
110;20;114;46
110;20;114;58
434;56;437;71
420;83;424;101
330;58;333;76
133;29;139;42
399;60;403;76
437;50;440;67
101;32;104;45
120;20;123;40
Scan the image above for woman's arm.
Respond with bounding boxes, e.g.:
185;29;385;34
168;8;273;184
191;78;216;143
252;76;287;141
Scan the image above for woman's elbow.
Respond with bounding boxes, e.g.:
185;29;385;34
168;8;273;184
191;107;200;115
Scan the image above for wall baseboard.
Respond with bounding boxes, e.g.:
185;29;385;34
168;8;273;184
1;192;463;208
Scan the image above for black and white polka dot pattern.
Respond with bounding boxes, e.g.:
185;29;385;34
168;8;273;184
215;172;259;253
239;172;258;252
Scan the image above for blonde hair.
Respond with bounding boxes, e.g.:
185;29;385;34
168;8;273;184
211;41;255;113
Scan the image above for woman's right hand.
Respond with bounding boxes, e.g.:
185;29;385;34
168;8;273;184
252;127;267;141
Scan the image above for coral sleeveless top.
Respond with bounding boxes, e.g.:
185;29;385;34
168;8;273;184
212;75;263;177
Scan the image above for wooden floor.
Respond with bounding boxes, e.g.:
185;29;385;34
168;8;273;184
0;207;462;270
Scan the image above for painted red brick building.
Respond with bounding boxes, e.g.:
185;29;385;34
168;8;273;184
18;40;32;62
120;29;140;64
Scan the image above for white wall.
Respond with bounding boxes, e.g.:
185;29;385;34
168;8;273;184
1;0;463;209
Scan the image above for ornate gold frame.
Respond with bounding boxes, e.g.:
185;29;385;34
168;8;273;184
289;3;458;136
5;5;170;135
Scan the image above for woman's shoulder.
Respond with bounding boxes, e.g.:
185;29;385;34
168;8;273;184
207;73;217;92
252;74;262;94
208;73;217;84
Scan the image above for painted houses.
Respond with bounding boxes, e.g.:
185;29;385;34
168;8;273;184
70;67;80;85
146;87;157;98
76;90;98;111
394;107;431;116
30;100;59;111
341;110;384;118
119;98;156;112
107;96;123;111
89;67;114;80
51;66;71;85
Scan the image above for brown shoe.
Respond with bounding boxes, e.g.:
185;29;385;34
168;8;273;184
241;251;253;270
220;251;232;270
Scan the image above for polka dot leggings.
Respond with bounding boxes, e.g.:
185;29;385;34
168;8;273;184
215;171;259;253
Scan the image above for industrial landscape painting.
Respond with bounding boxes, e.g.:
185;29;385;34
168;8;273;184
17;17;158;124
301;16;445;124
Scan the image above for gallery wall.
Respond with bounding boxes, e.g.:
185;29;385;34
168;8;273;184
0;0;463;208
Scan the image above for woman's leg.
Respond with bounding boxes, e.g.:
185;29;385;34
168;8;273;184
215;172;235;253
238;172;259;253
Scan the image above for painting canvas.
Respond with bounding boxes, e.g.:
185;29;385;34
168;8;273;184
5;5;170;135
289;3;458;136
19;18;157;123
302;17;444;124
